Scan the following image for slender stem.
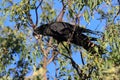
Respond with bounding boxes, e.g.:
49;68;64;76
61;43;86;79
35;0;43;25
79;50;85;65
56;0;66;22
43;55;47;80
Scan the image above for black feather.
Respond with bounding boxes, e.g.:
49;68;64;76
33;22;104;54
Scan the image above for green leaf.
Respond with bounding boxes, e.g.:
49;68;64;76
84;10;90;23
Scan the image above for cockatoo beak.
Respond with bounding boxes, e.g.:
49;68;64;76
34;34;42;39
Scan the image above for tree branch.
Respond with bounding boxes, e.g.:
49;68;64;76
113;0;120;21
25;1;36;29
27;11;36;29
79;50;85;65
56;0;66;22
35;0;43;25
60;43;87;79
38;37;52;80
37;36;46;57
47;51;58;65
61;52;85;79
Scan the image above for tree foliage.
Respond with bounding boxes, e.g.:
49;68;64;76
0;0;120;80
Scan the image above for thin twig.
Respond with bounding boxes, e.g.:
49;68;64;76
67;18;77;44
61;43;85;79
38;35;45;54
35;8;38;26
113;0;120;21
88;66;94;78
79;50;85;65
47;51;58;65
25;1;36;29
61;42;70;53
27;11;36;29
37;0;43;9
35;0;43;25
38;37;52;80
54;61;59;80
61;52;85;79
56;0;66;22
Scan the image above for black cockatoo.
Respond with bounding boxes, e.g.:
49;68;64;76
33;22;103;54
